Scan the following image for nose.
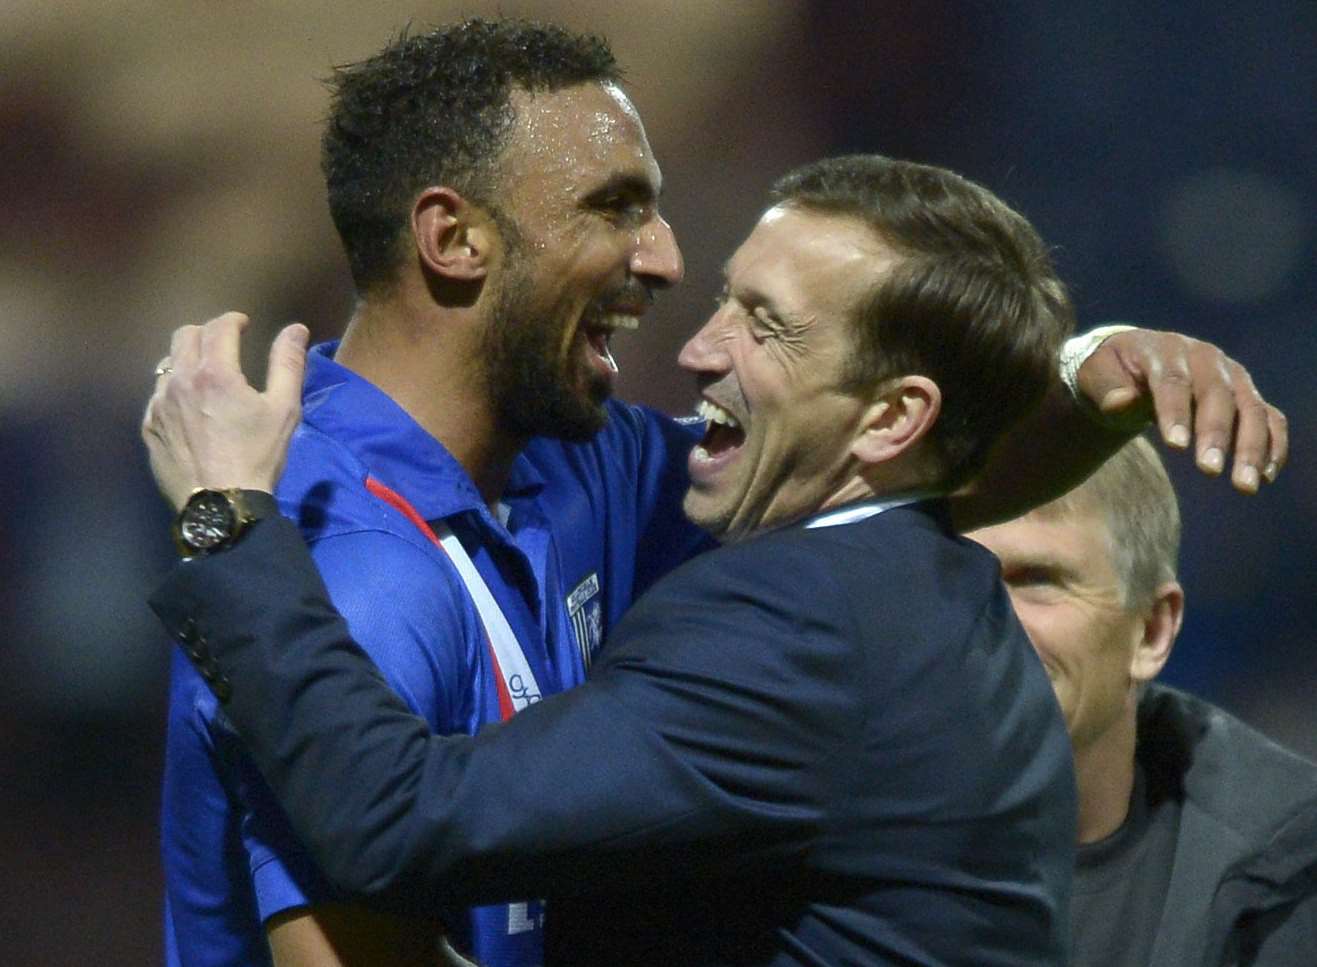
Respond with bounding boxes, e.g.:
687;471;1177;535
631;214;684;289
677;305;732;375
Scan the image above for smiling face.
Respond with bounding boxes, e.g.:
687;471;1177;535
677;205;899;541
969;506;1150;753
483;82;683;441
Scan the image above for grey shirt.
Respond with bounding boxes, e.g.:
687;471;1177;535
1072;762;1182;967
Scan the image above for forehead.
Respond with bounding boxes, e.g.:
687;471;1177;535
975;504;1116;573
728;205;896;317
502;81;659;194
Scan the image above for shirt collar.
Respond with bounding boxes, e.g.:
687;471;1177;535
802;491;943;529
301;341;544;521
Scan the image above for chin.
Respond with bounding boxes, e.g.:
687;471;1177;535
681;494;732;543
499;380;610;441
555;411;609;443
550;395;612;442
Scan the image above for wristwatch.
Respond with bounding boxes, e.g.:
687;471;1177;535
171;488;277;558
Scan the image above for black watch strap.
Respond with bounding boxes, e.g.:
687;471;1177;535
237;489;280;520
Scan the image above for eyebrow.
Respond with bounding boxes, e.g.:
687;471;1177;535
582;172;660;206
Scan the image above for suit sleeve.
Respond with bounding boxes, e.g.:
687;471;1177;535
239;529;476;919
149;515;845;915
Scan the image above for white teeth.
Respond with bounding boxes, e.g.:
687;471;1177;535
600;312;640;331
696;399;740;429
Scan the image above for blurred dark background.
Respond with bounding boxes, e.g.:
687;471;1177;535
2;1;1312;962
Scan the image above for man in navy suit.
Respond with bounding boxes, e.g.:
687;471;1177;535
142;155;1282;965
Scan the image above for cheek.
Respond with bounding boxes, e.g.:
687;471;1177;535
1012;606;1085;689
1006;602;1054;654
1044;621;1131;711
735;358;794;417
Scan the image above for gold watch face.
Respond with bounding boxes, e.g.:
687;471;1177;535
180;491;237;551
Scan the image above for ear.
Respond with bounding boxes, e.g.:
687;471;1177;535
412;187;493;282
850;375;942;467
1129;580;1183;684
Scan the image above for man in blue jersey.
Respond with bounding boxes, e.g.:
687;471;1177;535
154;20;708;967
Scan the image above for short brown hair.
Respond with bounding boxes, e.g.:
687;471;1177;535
770;156;1074;490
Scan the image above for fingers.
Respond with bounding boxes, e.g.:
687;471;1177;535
167;312;249;390
1175;349;1287;494
1116;333;1201;450
264;323;310;410
1264;407;1288;482
1222;378;1287;494
142;361;200;511
1136;338;1194;450
1210;365;1263;492
170;323;203;376
144;311;305;508
141;385;160;442
199;311;252;373
1183;351;1236;475
1150;338;1288;492
1086;328;1287;492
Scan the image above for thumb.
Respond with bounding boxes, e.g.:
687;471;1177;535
265;323;309;407
1075;341;1145;415
1097;385;1141;415
1074;343;1154;433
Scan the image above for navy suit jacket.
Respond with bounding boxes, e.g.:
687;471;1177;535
151;500;1075;966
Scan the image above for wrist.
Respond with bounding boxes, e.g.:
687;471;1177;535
1059;324;1144;430
171;488;279;559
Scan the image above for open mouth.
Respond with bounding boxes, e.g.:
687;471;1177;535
693;398;746;460
581;311;640;375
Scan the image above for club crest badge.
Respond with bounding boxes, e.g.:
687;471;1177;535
566;572;602;667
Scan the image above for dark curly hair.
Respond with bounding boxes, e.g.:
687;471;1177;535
771;155;1075;491
322;18;620;294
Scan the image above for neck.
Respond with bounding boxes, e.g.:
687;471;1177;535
336;293;525;508
1073;701;1139;844
818;461;937;514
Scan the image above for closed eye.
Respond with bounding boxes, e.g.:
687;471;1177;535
749;307;779;342
712;294;778;345
598;195;648;217
1002;565;1063;589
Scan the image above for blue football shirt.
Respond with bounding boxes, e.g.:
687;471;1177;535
160;342;710;966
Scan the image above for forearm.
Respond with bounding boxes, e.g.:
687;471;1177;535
948;377;1138;531
149;516;737;910
152;515;456;912
949;320;1291;530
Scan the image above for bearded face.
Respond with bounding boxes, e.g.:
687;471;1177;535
482;250;614;443
477;82;680;443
